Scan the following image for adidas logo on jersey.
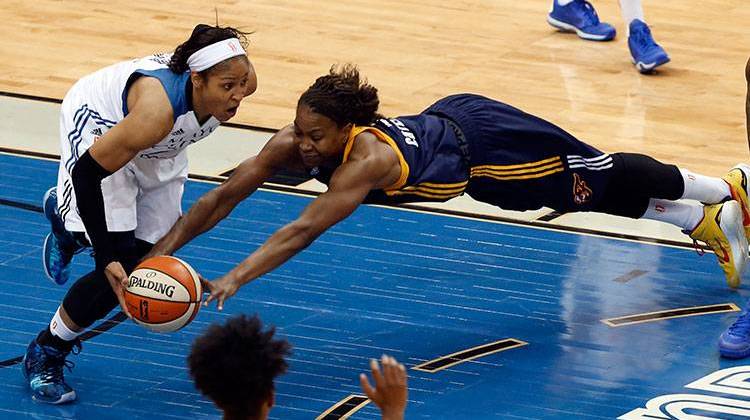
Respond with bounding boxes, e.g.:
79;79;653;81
171;128;185;136
90;127;103;136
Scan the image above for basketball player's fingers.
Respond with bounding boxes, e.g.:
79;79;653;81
380;355;393;386
104;268;131;318
370;358;384;389
385;356;400;384
108;262;129;287
115;290;132;319
204;288;225;311
107;275;131;318
204;292;215;306
397;363;407;385
199;276;212;295
359;373;377;400
381;355;395;383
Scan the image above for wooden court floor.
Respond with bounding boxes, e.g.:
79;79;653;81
1;0;749;176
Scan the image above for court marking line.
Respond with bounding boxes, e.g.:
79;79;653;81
0;198;42;213
412;338;528;373
614;269;649;283
601;303;740;327
0;149;696;251
315;394;370;420
0;311;128;368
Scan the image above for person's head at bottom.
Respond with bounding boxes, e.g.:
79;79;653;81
188;314;408;420
188;314;290;420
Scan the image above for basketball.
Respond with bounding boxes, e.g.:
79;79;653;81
124;256;202;333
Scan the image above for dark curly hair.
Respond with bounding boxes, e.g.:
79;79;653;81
169;24;250;74
188;314;291;419
298;64;383;126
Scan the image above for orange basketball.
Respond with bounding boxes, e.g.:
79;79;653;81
124;256;202;333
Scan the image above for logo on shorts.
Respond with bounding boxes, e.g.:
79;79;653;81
572;173;592;205
90;127;103;142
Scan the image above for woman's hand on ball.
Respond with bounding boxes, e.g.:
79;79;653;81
203;275;240;311
104;261;131;319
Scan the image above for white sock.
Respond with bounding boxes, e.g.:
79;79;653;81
640;199;704;231
49;307;82;341
679;169;731;203
618;0;645;35
557;0;574;6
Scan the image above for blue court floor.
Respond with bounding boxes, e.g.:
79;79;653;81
1;153;750;419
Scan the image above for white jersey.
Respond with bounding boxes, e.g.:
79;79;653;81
56;54;221;243
62;53;220;169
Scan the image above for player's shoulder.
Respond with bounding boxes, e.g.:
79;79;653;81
258;124;300;167
351;129;384;154
127;76;172;111
266;124;296;149
350;129;399;167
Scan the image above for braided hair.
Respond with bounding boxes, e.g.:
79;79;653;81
299;64;383;127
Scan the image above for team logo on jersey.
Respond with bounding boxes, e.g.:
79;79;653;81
572;173;592;205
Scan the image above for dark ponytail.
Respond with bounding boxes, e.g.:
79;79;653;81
169;24;250;74
298;64;382;127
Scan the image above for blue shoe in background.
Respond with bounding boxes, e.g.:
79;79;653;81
719;304;750;359
21;338;80;404
547;0;616;41
628;19;670;73
42;187;84;285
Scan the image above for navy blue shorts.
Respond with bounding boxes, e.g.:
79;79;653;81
425;94;616;213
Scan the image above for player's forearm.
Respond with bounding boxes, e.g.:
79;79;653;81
72;150;117;270
150;190;235;256
228;222;317;286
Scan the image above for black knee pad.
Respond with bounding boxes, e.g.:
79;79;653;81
595;153;683;218
62;270;119;329
614;152;683;200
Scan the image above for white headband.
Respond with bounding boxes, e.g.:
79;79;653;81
186;38;245;72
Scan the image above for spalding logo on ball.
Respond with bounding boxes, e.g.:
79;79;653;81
124;256;202;333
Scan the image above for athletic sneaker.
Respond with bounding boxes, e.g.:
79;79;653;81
719;302;750;359
688;201;748;288
722;163;750;241
547;0;616;41
22;338;80;404
42;187;84;285
628;19;670;73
